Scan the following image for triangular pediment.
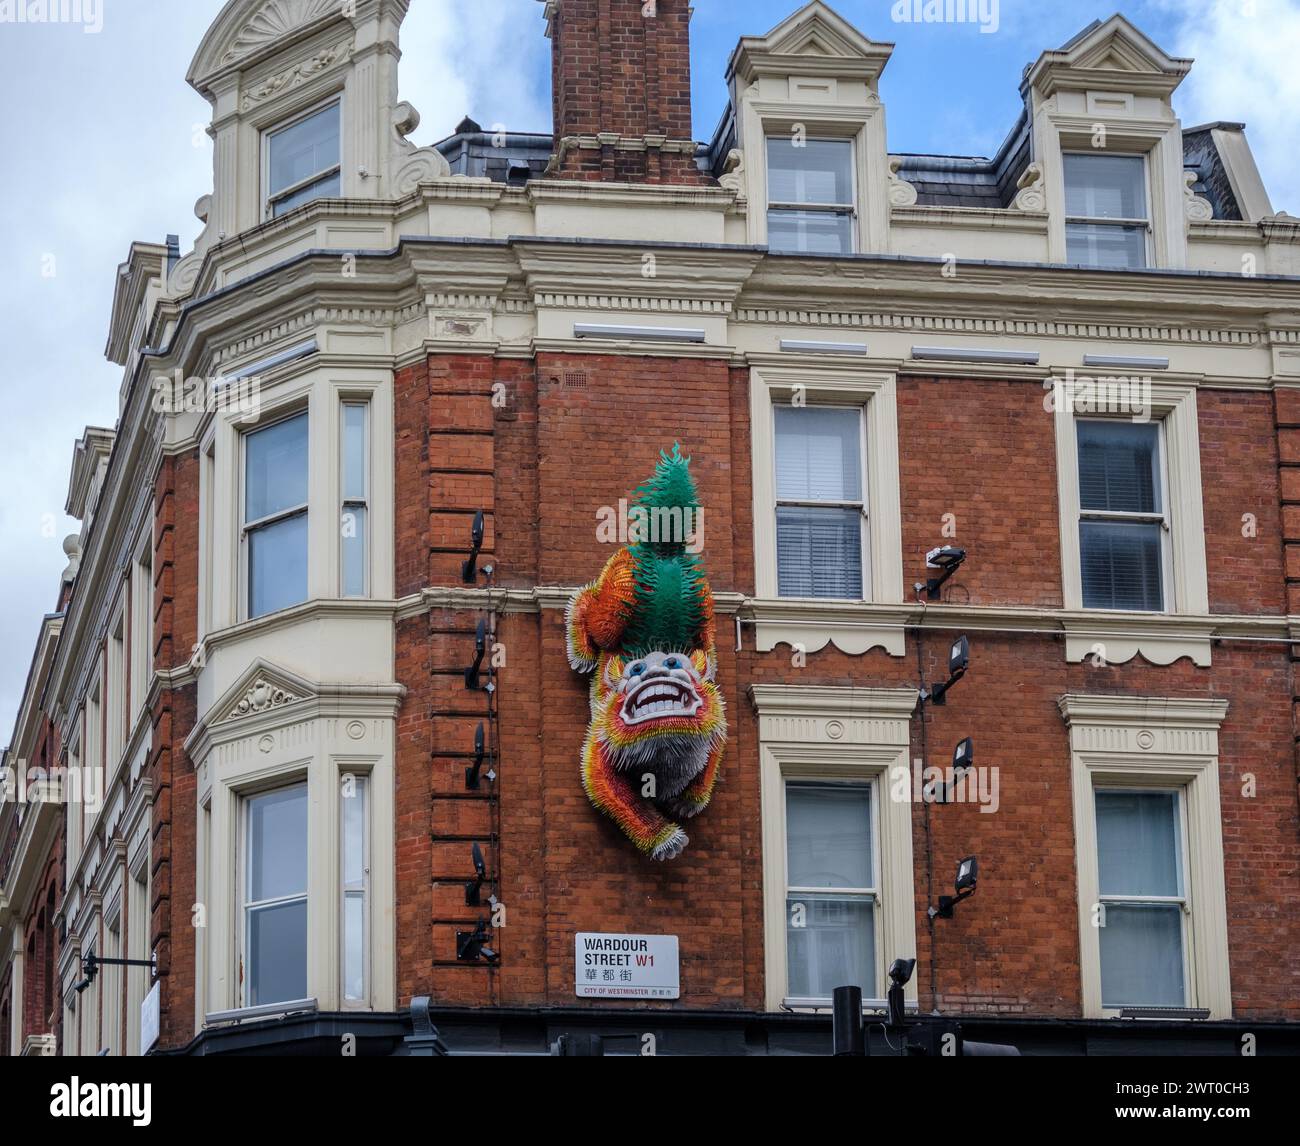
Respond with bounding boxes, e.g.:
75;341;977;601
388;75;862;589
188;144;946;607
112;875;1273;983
1026;15;1191;97
729;1;894;85
209;658;318;726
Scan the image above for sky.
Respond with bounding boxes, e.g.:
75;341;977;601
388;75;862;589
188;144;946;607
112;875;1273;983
1;0;1297;739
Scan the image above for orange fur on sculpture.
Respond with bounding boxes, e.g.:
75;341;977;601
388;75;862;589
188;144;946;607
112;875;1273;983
566;446;726;860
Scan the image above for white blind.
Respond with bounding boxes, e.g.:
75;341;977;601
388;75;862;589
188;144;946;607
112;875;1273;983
775;406;861;501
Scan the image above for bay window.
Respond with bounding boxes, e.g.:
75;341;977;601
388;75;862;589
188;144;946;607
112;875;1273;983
766;136;855;254
243;412;309;619
265;100;341;219
243;784;309;1008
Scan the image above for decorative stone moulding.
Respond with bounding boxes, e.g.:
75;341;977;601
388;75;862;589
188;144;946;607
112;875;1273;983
886;156;918;207
1183;171;1215;222
231;677;302;718
1013;163;1046;211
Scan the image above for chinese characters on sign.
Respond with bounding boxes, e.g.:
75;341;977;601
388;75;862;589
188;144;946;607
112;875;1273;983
574;933;680;999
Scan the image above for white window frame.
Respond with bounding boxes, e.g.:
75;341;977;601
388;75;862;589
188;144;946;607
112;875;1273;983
773;402;869;601
238;780;310;1010
339;770;371;1008
1093;784;1192;1009
240;408;310;622
1061;694;1231;1019
339;399;371;599
1052;377;1209;664
782;777;882;1007
1062;150;1153;269
1074;416;1174;613
262;96;343;221
765;134;858;255
751;362;902;604
753;684;918;1012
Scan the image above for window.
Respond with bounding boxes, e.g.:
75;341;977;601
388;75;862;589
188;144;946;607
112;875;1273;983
129;548;152;727
126;863;149;1056
341;775;368;1004
1077;420;1168;611
774;405;865;599
766;136;855;254
753;684;917;1011
340;403;369;598
1061;694;1231;1019
785;781;877;1002
266;101;341;218
1064;153;1149;269
1095;790;1187;1008
243;412;309;619
243;784;308;1007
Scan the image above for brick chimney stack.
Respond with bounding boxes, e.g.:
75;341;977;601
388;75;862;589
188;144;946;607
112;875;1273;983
544;0;709;184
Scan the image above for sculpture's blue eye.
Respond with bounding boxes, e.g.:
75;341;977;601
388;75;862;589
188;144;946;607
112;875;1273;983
630;662;646;676
665;657;680;669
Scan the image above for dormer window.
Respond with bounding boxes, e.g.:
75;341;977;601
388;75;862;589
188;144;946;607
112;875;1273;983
766;136;856;255
265;100;341;219
1064;153;1150;269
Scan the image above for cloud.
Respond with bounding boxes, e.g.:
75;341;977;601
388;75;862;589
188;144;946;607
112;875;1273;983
0;1;550;740
1157;0;1300;213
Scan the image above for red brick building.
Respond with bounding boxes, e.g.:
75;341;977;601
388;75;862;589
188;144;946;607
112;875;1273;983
4;0;1300;1056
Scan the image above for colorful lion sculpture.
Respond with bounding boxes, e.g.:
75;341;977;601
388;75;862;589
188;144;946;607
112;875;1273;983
565;445;726;861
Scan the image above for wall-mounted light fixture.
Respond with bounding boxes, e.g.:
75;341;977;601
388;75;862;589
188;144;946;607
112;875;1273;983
465;618;490;691
456;919;499;963
929;855;978;920
923;635;969;706
462;509;485;583
465;722;495;790
918;545;966;602
464;841;488;906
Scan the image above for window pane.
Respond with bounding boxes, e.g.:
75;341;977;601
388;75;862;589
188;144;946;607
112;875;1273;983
245;413;308;522
342;777;366;887
776;506;863;598
1078;421;1160;513
775;406;862;502
343;404;368;501
269;104;339;197
343;892;365;1002
249;511;309;617
1100;903;1185;1008
768;209;853;255
1064;154;1146;219
1066;222;1148;269
786;894;875;999
1096;791;1181;897
248;785;308;903
1080;520;1163;610
248;899;308;1006
767;137;853;205
272;172;342;217
341;506;367;597
786;783;872;888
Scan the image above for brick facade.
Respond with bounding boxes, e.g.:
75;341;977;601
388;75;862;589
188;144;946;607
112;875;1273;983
386;352;1300;1021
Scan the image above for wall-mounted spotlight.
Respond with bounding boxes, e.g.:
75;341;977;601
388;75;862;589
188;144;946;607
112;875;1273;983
465;618;490;690
929;855;978;920
465;841;488;906
456;919;499;963
465;722;496;790
924;635;969;706
938;737;974;805
918;546;967;601
887;957;916;1028
461;509;485;583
